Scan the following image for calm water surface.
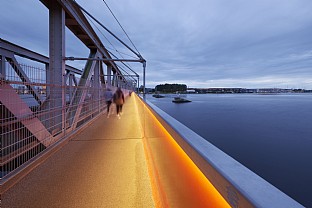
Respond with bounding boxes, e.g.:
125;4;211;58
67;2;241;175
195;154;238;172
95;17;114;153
147;93;312;207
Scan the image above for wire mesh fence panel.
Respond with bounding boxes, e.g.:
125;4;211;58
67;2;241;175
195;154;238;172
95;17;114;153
0;60;109;179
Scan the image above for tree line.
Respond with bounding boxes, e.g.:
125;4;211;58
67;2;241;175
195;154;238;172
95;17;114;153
155;84;187;93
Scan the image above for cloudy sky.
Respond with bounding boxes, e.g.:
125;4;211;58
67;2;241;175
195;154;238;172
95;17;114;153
1;0;312;89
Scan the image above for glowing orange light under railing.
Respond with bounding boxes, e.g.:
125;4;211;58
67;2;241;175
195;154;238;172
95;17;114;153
135;95;230;208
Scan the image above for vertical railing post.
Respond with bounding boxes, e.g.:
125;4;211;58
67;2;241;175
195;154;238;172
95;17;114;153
137;76;140;94
62;73;66;134
69;73;73;104
99;60;101;113
47;2;66;134
0;55;6;78
112;71;116;87
107;64;112;86
94;58;100;114
111;71;114;87
143;61;146;97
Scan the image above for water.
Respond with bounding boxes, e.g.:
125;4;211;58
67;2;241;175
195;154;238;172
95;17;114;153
147;93;312;207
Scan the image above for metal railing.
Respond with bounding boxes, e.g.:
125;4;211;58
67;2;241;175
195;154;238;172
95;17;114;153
0;60;131;181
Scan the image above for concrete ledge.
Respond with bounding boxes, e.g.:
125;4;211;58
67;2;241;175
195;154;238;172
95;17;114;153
142;97;303;208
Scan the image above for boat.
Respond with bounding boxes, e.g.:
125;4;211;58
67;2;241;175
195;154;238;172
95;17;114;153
153;94;165;98
172;96;191;103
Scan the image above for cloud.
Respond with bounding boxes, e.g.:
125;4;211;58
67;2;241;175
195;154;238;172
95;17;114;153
1;0;312;89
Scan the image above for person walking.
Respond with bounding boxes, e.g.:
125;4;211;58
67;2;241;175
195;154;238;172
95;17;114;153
104;88;113;118
113;87;125;119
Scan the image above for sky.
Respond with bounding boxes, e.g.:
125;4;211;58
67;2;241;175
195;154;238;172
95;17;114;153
1;0;312;89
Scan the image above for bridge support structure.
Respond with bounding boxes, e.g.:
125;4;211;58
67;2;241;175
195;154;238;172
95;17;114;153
1;0;140;183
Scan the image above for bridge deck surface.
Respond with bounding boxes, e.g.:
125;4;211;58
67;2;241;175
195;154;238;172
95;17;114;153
2;95;155;207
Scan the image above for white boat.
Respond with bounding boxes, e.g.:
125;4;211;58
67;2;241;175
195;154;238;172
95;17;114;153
172;96;191;103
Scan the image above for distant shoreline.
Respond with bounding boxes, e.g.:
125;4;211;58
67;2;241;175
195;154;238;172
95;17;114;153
148;87;312;94
149;92;312;95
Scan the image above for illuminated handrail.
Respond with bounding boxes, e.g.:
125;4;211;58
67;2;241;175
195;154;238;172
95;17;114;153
141;97;303;208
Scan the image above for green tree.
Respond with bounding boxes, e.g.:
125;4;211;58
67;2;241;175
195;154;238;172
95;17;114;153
155;83;187;93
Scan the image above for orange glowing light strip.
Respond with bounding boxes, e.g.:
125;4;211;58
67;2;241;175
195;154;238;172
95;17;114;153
133;94;169;207
135;95;230;208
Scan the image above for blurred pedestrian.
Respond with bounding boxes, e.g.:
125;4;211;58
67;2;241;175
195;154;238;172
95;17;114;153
104;88;113;118
113;87;125;119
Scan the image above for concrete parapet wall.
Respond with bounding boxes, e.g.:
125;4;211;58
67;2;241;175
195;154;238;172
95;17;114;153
136;95;303;208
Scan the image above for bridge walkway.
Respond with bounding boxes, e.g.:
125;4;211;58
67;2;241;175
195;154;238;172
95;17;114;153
2;95;155;207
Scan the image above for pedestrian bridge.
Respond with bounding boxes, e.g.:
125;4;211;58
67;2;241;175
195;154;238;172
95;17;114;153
0;0;304;206
1;93;303;207
1;94;227;207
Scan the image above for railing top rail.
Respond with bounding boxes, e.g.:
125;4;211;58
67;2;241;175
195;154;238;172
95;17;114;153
0;38;82;75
